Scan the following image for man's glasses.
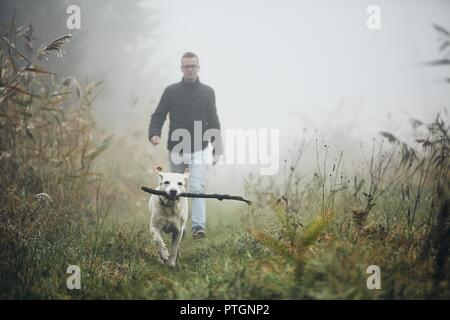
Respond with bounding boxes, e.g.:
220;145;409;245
181;65;199;69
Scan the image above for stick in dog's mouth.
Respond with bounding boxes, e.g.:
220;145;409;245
141;186;253;205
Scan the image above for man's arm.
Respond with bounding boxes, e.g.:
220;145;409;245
148;88;170;142
206;89;224;156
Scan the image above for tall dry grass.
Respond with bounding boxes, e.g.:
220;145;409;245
0;20;114;298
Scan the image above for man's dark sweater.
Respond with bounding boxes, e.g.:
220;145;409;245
148;77;223;155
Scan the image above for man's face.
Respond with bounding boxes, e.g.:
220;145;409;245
181;57;200;81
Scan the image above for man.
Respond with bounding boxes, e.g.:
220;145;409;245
148;52;223;239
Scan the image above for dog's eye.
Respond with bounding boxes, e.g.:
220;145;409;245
178;182;183;186
164;181;170;184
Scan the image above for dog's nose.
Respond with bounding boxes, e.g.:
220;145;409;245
169;189;178;197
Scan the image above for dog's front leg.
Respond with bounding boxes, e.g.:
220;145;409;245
177;226;186;259
169;230;183;267
150;226;169;263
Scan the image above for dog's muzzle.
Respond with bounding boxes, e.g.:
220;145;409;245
168;189;178;200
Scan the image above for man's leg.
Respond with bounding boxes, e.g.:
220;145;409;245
188;150;209;234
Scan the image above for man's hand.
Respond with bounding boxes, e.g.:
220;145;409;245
150;135;160;145
212;154;223;166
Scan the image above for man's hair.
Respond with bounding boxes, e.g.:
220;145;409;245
181;52;198;63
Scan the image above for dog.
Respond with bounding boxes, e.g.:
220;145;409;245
148;165;189;267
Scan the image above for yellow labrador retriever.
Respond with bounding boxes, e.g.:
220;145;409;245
149;166;189;267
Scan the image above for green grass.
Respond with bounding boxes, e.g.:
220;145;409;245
2;203;267;299
2;197;447;300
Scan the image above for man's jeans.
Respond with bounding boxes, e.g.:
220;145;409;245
168;148;210;231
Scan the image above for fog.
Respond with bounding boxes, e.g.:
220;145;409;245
146;0;450;194
1;0;449;195
152;0;449;134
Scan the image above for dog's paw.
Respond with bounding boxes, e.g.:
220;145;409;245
157;257;166;264
168;260;176;268
159;246;170;261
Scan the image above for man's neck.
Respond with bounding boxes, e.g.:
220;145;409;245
183;77;198;83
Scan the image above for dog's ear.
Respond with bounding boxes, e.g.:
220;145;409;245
153;166;163;178
183;167;190;179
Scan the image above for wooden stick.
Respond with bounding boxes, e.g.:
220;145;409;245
141;186;252;205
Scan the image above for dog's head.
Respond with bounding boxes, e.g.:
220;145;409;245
153;166;190;200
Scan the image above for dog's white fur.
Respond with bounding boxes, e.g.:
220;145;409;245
149;165;189;267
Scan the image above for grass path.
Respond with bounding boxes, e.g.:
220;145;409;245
7;201;445;299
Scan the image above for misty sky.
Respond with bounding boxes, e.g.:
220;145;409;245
146;0;450;141
136;0;450;192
